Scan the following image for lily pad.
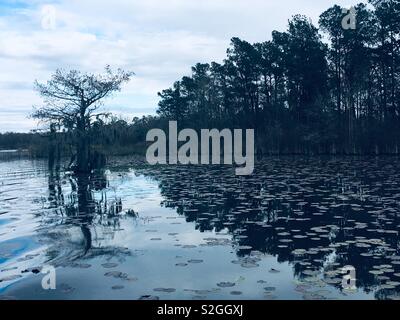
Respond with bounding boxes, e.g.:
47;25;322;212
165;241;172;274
217;282;235;288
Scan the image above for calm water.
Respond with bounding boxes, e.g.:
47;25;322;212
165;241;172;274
1;155;400;300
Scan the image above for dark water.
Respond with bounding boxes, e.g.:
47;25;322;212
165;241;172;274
1;156;400;300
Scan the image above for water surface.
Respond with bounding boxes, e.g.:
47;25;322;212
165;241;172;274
1;156;400;300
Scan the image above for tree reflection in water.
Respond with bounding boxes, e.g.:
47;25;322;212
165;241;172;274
37;156;400;300
43;167;134;266
131;157;400;300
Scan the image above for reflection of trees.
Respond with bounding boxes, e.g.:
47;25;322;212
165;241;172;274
134;158;400;299
41;166;134;266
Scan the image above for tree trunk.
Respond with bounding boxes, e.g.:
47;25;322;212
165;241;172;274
76;117;90;173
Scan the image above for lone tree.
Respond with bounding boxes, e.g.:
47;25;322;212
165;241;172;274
32;66;134;173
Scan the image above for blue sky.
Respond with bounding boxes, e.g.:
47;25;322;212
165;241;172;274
0;0;362;132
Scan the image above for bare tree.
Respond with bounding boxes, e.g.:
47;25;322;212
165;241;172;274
32;66;134;172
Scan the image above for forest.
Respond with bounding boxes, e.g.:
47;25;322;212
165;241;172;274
1;1;400;156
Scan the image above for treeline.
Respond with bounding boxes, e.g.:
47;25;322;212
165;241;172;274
156;1;400;154
0;116;160;157
0;132;44;153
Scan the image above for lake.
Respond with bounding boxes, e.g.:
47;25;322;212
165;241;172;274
1;155;400;300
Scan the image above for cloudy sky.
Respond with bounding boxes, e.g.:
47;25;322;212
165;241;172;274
0;0;362;132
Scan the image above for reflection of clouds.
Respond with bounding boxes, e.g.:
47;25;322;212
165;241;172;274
175;231;209;245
